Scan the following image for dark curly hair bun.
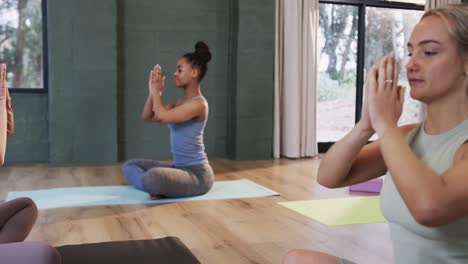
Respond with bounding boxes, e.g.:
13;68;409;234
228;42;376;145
195;41;212;63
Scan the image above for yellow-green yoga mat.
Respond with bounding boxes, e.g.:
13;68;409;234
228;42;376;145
278;196;386;226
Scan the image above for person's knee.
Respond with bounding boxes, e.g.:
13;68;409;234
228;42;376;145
32;242;61;264
142;173;163;194
122;160;139;178
16;197;38;222
15;197;37;209
122;159;136;171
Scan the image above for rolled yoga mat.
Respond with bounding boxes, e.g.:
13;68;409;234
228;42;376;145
56;237;200;264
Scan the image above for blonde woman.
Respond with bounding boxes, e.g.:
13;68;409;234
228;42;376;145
284;4;468;264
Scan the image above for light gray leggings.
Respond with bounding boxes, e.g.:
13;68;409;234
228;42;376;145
0;197;61;264
122;159;214;197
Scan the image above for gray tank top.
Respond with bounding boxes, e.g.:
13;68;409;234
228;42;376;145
380;119;468;264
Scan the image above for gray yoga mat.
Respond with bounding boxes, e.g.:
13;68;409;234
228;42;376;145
56;237;200;264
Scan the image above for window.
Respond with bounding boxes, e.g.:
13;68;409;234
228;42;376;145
0;0;46;91
317;0;424;150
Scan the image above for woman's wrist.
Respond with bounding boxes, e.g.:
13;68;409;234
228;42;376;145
354;121;375;140
375;122;399;141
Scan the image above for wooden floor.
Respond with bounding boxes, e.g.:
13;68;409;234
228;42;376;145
0;158;393;264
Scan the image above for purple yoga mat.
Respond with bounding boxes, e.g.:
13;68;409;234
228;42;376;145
349;178;383;193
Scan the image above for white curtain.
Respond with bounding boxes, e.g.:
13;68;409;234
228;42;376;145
274;0;319;158
426;0;461;10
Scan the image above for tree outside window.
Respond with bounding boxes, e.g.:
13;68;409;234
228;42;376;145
0;0;44;90
317;1;424;145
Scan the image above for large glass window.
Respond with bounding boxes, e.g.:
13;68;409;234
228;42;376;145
317;0;424;148
0;0;46;90
317;4;358;142
365;7;423;128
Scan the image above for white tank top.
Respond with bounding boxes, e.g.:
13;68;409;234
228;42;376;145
381;119;468;264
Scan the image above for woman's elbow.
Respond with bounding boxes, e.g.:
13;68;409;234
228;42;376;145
317;177;339;189
316;173;328;187
152;115;169;124
142;111;157;122
410;202;446;227
316;168;339;188
142;115;152;122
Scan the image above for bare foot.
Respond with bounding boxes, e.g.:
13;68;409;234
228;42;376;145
149;194;164;200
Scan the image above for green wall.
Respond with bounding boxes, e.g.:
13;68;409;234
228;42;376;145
6;0;275;165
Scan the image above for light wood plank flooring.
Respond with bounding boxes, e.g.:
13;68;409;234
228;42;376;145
0;158;393;264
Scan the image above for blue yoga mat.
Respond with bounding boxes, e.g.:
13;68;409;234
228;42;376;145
6;179;279;209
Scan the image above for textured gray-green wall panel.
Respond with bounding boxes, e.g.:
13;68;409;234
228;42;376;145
236;51;273;81
72;0;116;31
153;10;229;32
48;137;73;163
123;76;153;96
238;0;275;11
121;95;145;120
73;70;117;97
122;31;156;63
156;33;219;52
207;96;229;118
238;33;275;53
121;119;169;141
232;0;275;160
212;137;228;158
48;0;117;165
156;0;229;11
6;140;48;164
5;94;48;164
235;138;272;160
74;41;116;71
238;10;275;33
236;94;273;119
119;0;158;31
122;139;172;160
236;75;273;97
71;139;117;165
236;118;273;140
203;75;230;97
72;98;117;140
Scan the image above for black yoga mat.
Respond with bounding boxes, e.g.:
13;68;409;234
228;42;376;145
56;237;200;264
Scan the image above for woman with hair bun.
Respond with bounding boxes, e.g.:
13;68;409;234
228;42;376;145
122;41;215;198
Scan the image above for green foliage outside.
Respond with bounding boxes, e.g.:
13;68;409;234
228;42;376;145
0;0;43;89
318;71;355;102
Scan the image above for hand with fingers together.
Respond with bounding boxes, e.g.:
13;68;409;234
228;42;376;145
366;53;405;136
0;64;6;100
149;64;166;96
0;64;14;136
358;60;380;135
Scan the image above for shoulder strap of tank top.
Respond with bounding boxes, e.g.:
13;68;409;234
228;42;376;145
182;95;204;105
405;122;423;147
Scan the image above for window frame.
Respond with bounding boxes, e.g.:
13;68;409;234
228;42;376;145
317;0;424;152
5;0;48;93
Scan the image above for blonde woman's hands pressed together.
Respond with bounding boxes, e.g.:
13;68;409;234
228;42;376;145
365;53;405;137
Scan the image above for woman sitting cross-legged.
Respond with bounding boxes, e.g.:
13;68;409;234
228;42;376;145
122;41;214;198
